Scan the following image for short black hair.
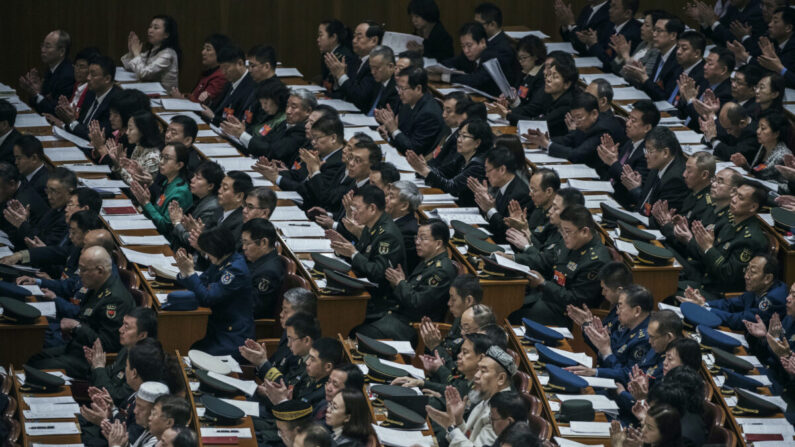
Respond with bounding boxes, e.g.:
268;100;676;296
171;427;198;447
710;46;736;73
0;162;20;184
646;126;682;158
285;312;322;340
776;6;795;29
559;205;595;231
533;168;561;192
371;162;400;185
0;99;16;127
197;227;238;259
334;363;365;390
397;66;429;93
458;21;488;42
362;20;386;45
407;0;441;23
90;55;116;82
737;64;764;88
204;33;231;54
649;310;683;339
319;19;350;47
248;44;277;67
354;184;386;211
474;2;502;27
632;100;661;127
227;170;254;195
248;187;277;216
256;81;290;113
170;115;199;142
75;46;101;62
464;332;492;354
451;274;483;303
490;391;528;423
443;91;473;114
154;395;191;426
128;338;167;382
498;422;541;447
13;134;44;159
661;17;685;38
755;252;780;280
463;102;488;121
678;30;706;56
424;218;450;245
739;179;767;210
311;114;345;144
195;161;225;195
70;210;102;233
352;139;382;166
571;92;599;113
589;78;613;102
397;50;425;69
665;338;702;370
299;424;332;447
242;217;278;247
312;337;344;367
217;45;245;64
516;35;547;65
128;307;158;338
50;166;78;192
597;262;633;289
73;187;103;213
556;187;585;208
547;51;579;86
461;118;494;154
622;284;654;313
485;146;518;173
619;0;640;15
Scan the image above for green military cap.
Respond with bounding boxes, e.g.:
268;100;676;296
732;388;782;416
195;369;240;396
21;365;65;392
0;297;41;324
324;270;374;295
618;221;655;242
188;349;232;375
465;234;504;257
272;399;313;421
371;384;429;416
380;400;426;429
311;253;351;275
771;207;795;234
480;255;525;279
556;399;595;423
363;354;409;383
451;220;489;244
632;241;673;266
356;333;398;358
201;394;245;424
711;347;754;374
600;203;642;227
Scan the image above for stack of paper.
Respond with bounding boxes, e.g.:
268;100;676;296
381;359;425;379
199;428;253;438
28;301;56;318
612;87;651;101
119;235;170;246
290;85;327;94
553;164;599;179
380;341;416;356
580;73;626;86
156;111;203;124
437;213;488;226
525;152;568;164
372;424;433;447
517;121;549;139
341;114;379;127
546;42;577;54
160;98;204;111
16;114;49;128
61;163;112;173
317;99;360;112
382;31;424;54
211;157;256;172
44;146;88;162
568;179;614;193
107;219;156;231
505;30;549;39
270;206;308;221
283;238;333;253
558;394;619;411
115;67;138;82
121;82;166;95
275;222;326;238
24;403;80;419
545;346;593;367
25;422;81;436
559;421;612;437
207;371;257;396
574;57;603;68
81;178;127;189
276;68;304;78
52;126;91;147
344;127;382;142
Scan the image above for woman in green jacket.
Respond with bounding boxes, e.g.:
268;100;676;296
130;142;193;233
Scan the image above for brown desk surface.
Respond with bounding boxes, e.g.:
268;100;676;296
12;367;83;447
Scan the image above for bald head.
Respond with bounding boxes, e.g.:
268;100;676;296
84;229;116;256
79;246;112;289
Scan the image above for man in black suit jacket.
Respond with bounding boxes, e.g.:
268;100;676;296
209;171;252;255
752;8;795;88
555;0;612;56
585;79;627;142
732;64;763;118
20;30;75;115
669;31;707;107
429;92;471;174
376;67;443;157
61;56;120;141
0;100;22;166
471;146;533;243
699;0;766;47
600;100;658;209
584;0;642;71
434;22;514;97
0;163;47;239
627;127;689;216
528;93;627;179
6;166;74;248
702;102;758;161
385;180;422;273
13;135;49;202
326;21;382;113
625;17;685;101
363;47;401;116
474;3;520;86
200;46;256;126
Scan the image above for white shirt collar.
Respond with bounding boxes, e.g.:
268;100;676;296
659;45;676;64
0;129;12;148
26;164;44;182
50;60;62;73
322;147;341;162
614;19;630;34
231;70;249;91
499;176;514;195
588;1;608;21
657;157;675;179
683;60;702;75
780;38;790;50
93;86;113;106
356;177;369;188
488;31;502;42
221;208;236;221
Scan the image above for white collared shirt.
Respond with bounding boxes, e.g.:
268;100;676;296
486;176;514;219
70;86;113;130
0;129;12;148
26;164;44;182
220;208;236;223
614;19;630;34
230;70;249;92
683;60;702;76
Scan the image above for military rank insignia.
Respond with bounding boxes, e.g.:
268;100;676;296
378;242;390;254
221;271;234;285
258;278;270;292
106;304;117;319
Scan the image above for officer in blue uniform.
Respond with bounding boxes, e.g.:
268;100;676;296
241;219;284;319
174;227;254;356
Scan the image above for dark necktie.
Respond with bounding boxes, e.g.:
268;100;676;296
83;99;99;124
368;85;384;117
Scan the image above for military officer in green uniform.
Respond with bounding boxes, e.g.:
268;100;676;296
85;307;157;407
676;180;769;300
355;219;456;343
327;185;406;320
508;205;612;326
651;151;715;229
524;168;560;247
28;246;135;378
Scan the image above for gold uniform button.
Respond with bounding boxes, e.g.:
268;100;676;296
228;326;233;331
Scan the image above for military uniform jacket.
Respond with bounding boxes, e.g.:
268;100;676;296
69;274;134;355
392;252;457;323
514;228;563;278
707;280;788;331
352;212;406;317
90;346;133;407
295;374;328;407
527;206;553;247
596;316;651;383
249;250;285;319
615;348;663;414
179;252;255;355
257;351;306;387
686;215;768;294
582;306;618;357
660;187;712;238
433;317;463;371
536;235;611;311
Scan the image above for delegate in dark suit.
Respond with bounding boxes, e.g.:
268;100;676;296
209;72;257;126
0;129;23;166
486;31;521;86
287;149;346;211
366;77;400;117
388;93;444;156
631;155;689;216
24;166;49;202
589;19;642;71
506;88;575;137
423;22;455;61
702;0;766;47
336;58;378;113
443;47;513;97
245;120;308;164
609;140;650;209
33;60;76;115
322;46;361;95
0;183;48;239
637;48;682;101
548;113;628;178
67;85;121;140
561;2;612;55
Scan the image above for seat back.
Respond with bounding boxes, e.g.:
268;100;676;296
4;395;15;419
520;391;543;416
512;371;533;393
118;268;139;290
765;230;780;256
527;414;552;440
703;400;725;427
706;426;735;447
280;255;296;275
130;288;151;307
451;259;467;275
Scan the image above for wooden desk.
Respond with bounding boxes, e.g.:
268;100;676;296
757;216;795;286
12;367;83;447
0;317;48;370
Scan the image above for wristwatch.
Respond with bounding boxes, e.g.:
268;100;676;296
446;425;457;435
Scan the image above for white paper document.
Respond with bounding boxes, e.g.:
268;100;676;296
344;127;382;142
582;376;617;389
574;57;603;68
200;427;253;438
553;437;599;447
483;58;516;101
317;99;360;112
341;114;379;127
382;31;424;54
546;42;577;54
276;67;304;78
270;206;308;221
276;190;304;201
157;111;203;124
674;130;704;144
380;359;425;379
44;146;89;162
119;235;170;246
121;82;166;95
207;371;257;396
19;284;44;296
108;219;157;231
438;214;488;226
61;163;112;173
24;395;76;405
612;87;651;101
115;67;138;82
567;179;614;193
423;194;457;203
561;421;612;437
291;84;327;94
24;403;80;419
552;164;599;179
15;113;49;127
379;340;416;356
547;346;593;367
160;98;204;111
525;152;568;164
194;143;240;157
211;157;256;172
580;73;626;86
25;422;80;436
81;178;128;189
277;223;326;238
35;135;58;142
517;120;549;140
28;301;56;318
52;126;91;147
614;239;640;256
372;424;433;447
283;238;333;253
220;398;259;417
557;394;619;411
505;30;549;39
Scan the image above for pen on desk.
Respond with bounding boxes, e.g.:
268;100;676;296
29;425;56;429
289;224;311;227
214;429;237;433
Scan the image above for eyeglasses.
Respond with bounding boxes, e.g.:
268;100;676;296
457;133;476;140
160;155;175;162
244;203;266;211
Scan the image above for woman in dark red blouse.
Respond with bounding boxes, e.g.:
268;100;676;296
170;34;230;108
